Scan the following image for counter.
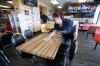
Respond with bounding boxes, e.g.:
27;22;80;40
71;18;94;23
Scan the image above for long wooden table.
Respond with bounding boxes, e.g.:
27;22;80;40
16;33;63;60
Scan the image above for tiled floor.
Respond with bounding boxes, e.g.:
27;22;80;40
71;32;100;66
0;31;100;66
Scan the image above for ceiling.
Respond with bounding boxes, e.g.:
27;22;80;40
41;0;95;9
0;0;13;8
0;0;98;9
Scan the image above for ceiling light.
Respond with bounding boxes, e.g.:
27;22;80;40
78;0;86;3
57;6;62;8
7;1;13;4
50;0;59;4
0;5;11;8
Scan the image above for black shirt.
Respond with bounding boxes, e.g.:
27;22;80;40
54;19;74;38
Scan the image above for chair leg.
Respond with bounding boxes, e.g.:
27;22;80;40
82;30;85;34
94;43;98;50
86;33;88;39
0;50;10;66
63;54;67;66
0;50;10;63
0;56;9;66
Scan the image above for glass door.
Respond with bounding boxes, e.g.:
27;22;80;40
96;11;100;26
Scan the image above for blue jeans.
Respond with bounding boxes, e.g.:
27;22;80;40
63;38;72;46
62;34;74;47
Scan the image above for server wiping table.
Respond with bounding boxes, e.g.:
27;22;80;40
44;12;79;62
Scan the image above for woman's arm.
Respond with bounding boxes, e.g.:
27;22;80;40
73;20;79;40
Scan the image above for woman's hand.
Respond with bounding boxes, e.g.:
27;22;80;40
43;30;57;41
43;37;50;41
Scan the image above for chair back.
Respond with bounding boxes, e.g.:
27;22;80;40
0;32;13;47
88;26;98;34
11;33;25;47
94;28;100;43
24;29;33;39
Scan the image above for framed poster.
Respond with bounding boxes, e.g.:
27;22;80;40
24;10;29;15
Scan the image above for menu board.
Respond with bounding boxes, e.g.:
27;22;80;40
68;5;73;11
67;3;97;12
81;5;87;11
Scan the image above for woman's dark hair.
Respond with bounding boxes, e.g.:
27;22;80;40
52;12;60;17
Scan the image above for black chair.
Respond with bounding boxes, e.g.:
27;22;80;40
0;44;10;66
0;31;13;51
24;29;33;40
11;33;25;47
0;31;13;65
11;33;33;58
11;33;43;66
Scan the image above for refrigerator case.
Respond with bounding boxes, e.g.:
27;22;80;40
8;14;16;28
32;7;41;32
13;14;20;28
18;14;34;38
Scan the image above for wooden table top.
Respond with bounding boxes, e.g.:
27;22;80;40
16;33;63;60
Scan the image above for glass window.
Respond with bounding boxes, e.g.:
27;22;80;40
96;11;100;26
